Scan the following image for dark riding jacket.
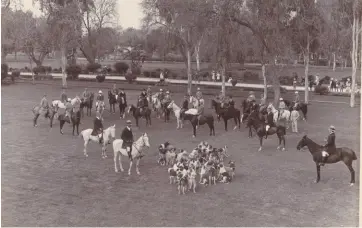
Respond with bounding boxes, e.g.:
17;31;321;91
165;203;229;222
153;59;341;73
182;100;189;110
96;94;104;101
228;100;235;108
324;133;336;153
121;127;134;147
92;117;103;135
118;92;127;105
266;112;275;127
60;93;67;103
140;91;147;98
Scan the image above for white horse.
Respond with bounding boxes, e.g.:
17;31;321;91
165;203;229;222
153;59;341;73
80;124;116;158
151;94;162;118
267;103;290;128
96;101;106;117
167;100;183;129
112;133;151;175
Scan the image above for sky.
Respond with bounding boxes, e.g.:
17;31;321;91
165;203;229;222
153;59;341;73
22;0;144;29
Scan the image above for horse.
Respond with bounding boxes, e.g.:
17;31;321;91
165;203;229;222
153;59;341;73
112;133;151;175
80;93;94;117
151;94;163;118
284;100;308;121
246;110;286;151
167;100;183;129
108;90;117;113
181;111;215;138
161;100;172;122
80;124;116;159
267;103;290;129
58;108;81;135
117;94;127;119
296;135;357;185
128;105;152;127
32;104;56;128
211;99;241;131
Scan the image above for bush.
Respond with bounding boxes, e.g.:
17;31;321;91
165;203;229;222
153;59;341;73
12;70;20;78
87;63;102;73
131;66;141;76
151;71;159;78
143;71;151;77
279;75;294;85
96;74;106;83
125;73;137;83
243;71;259;81
66;64;82;80
314;85;329;95
114;62;129;74
231;79;237;86
1;63;8;81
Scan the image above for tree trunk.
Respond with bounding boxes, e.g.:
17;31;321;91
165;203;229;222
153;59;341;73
29;57;35;85
221;58;226;96
332;52;336;71
304;32;310;104
195;41;201;72
186;46;192;95
262;63;267;99
350;11;358;107
61;45;67;88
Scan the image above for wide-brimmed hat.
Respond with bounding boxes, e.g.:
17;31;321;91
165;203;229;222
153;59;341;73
126;120;132;124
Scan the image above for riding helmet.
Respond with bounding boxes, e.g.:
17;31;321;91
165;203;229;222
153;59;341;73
126;120;132;124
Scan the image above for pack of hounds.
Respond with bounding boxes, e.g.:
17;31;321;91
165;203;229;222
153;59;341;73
158;141;236;194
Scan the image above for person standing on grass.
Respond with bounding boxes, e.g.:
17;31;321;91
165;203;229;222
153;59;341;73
60;89;67;103
212;70;216;81
216;71;221;81
159;70;165;83
291;106;300;133
293;78;297;90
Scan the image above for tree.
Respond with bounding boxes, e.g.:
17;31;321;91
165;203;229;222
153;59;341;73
80;0;118;63
35;0;94;88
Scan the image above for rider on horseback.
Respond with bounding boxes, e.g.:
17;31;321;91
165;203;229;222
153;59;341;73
320;126;337;166
82;88;90;101
228;95;235;112
40;94;49;118
137;95;148;114
196;87;202;99
196;93;205;128
180;94;189;119
265;106;275;139
92;111;104;144
218;91;227;108
65;98;72;120
294;91;300;108
279;97;286;117
163;91;172;105
140;88;147;98
96;90;104;109
121;120;135;161
60;89;67;103
146;86;152;96
158;88;165;101
111;84;119;96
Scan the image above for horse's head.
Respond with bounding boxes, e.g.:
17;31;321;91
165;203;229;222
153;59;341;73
296;135;308;150
142;132;150;148
128;105;135;113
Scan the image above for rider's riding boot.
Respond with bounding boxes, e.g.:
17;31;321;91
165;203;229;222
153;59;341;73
99;135;103;144
128;150;133;161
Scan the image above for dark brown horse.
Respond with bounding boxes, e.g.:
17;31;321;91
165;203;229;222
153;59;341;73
284;99;308;120
32;105;56;128
211;99;240;131
80;92;94;117
296;135;357;185
58;109;81;135
246;111;286;151
128;105;152;127
181;113;215;138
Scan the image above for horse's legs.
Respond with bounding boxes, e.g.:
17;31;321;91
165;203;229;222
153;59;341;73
148;115;152;126
60;120;64;134
84;140;89;157
192;124;197;138
136;158;141;175
49;115;54;128
76;123;79;135
128;160;133;175
315;163;321;183
72;123;75;136
258;137;263;151
233;117;238;130
344;161;355;185
33;114;39;127
119;153;124;172
224;118;228;131
114;152;119;172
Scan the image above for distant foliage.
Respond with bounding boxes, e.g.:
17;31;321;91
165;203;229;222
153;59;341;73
87;63;102;73
314;85;329;95
66;64;82;80
1;63;8;81
114;62;129;74
96;74;106;83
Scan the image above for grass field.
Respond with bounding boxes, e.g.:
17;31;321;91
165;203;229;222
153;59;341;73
1;80;360;226
4;54;362;82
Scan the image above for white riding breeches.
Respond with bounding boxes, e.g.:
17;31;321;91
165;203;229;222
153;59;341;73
126;147;131;152
322;151;329;157
266;125;270;131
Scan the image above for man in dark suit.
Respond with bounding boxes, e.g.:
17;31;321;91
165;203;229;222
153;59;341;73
265;107;275;139
320;125;336;166
91;112;103;144
121;120;134;161
180;94;189;119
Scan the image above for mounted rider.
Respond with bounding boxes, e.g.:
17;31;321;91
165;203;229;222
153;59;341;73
279;97;286;116
40;94;49;118
96;90;105;109
218;91;227;108
92;111;104;144
247;91;256;112
196;87;202;100
227;95;235;112
265;106;275;139
180;94;189;119
163;90;172;107
140;88;147;98
158;88;165;102
82;88;90;101
320;126;337;166
146;86;152;104
121;120;135;161
60;89;67;103
294;91;300;108
196;92;205;128
137;94;149;114
111;84;119;96
64;98;73;121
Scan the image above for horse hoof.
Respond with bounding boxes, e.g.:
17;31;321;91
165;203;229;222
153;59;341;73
258;148;262;152
115;170;119;173
282;148;286;151
314;180;319;184
350;183;354;186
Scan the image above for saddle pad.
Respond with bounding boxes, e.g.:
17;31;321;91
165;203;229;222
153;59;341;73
185;109;198;115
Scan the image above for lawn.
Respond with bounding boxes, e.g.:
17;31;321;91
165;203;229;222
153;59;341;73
1;79;360;226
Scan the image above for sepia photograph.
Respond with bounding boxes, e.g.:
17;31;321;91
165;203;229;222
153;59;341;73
1;0;361;226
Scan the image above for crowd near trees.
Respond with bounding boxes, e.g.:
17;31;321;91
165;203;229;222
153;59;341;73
1;0;362;107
